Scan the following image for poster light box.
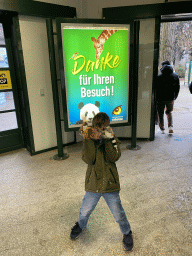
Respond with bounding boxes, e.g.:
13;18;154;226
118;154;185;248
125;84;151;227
56;19;131;131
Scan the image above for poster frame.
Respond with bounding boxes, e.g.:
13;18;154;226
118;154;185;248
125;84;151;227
56;18;133;132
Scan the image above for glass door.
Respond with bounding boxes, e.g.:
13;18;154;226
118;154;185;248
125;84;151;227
0;22;23;153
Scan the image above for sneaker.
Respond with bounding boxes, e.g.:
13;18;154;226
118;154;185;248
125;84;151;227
168;126;173;133
70;222;83;240
157;128;165;134
123;230;133;251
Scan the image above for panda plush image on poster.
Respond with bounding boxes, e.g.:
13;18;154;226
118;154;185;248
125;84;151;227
76;101;99;139
78;101;97;136
60;23;130;130
76;101;100;126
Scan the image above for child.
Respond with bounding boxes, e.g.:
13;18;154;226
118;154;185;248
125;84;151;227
70;112;133;251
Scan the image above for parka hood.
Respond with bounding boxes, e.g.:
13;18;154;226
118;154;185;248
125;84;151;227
160;64;174;75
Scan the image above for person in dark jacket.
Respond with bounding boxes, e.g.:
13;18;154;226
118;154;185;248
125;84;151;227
70;112;133;251
155;60;180;134
189;81;192;94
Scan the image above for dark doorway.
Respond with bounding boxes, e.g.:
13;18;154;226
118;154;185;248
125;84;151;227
0;19;23;153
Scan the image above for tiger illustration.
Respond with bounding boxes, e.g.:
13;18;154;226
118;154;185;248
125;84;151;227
91;30;118;60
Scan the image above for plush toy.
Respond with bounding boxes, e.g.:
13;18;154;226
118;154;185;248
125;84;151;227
78;101;100;139
100;126;118;152
82;126;93;139
100;126;115;139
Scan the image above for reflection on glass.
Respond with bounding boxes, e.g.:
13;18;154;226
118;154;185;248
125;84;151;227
0;111;18;132
0;47;9;68
0;23;5;45
0;92;15;111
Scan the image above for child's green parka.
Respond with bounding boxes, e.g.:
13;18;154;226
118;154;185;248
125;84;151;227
82;137;121;193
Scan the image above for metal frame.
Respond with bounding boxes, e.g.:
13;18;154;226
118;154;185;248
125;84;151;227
103;2;192;20
0;17;24;154
46;18;69;160
150;16;161;141
11;16;35;155
0;0;76;19
127;20;141;150
56;18;133;132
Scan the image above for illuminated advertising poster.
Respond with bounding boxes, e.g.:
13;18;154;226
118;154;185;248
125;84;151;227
61;24;129;128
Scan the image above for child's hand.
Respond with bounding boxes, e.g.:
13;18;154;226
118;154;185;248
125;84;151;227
80;122;91;139
80;122;87;134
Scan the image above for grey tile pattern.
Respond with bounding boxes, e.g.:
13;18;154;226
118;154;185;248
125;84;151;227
0;132;192;255
1;82;192;255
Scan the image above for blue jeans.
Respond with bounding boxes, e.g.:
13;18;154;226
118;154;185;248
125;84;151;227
78;191;131;235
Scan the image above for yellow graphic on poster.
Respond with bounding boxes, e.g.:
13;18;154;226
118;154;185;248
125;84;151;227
0;70;12;90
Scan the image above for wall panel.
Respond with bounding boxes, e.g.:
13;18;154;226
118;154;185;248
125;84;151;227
19;16;57;152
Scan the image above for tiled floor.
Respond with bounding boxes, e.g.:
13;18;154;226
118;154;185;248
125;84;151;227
1;133;192;255
0;83;192;255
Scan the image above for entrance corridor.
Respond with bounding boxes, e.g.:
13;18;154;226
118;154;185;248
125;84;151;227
155;78;192;135
0;125;192;255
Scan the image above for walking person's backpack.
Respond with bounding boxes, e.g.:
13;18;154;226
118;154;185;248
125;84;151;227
189;81;192;94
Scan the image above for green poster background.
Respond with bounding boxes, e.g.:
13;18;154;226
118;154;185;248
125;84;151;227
62;26;129;127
